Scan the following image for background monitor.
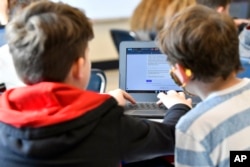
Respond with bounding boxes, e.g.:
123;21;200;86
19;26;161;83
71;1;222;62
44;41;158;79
230;0;250;19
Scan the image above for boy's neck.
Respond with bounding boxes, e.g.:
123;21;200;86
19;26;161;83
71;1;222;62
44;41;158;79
191;72;242;100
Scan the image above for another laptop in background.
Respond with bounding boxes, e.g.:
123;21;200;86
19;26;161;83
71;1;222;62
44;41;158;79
119;41;200;118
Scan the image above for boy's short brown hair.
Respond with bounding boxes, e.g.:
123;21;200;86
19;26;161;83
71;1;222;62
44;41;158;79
6;1;94;84
157;5;241;82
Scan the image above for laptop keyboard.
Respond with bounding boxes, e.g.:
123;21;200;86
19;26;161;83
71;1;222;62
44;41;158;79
125;102;166;110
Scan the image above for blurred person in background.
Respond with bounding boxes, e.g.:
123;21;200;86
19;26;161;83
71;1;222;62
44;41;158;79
196;0;250;33
130;0;174;41
164;0;196;26
239;23;250;58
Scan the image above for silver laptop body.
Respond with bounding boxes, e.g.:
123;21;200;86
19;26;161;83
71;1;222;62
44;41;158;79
119;41;201;118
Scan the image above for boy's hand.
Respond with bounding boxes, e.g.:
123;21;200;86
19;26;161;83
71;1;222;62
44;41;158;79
234;18;249;26
108;89;136;106
156;90;192;109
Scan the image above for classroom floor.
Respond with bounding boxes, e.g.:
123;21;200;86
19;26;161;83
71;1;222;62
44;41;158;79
104;69;119;92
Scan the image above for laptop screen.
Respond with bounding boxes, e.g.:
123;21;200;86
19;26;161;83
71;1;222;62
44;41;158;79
125;47;181;93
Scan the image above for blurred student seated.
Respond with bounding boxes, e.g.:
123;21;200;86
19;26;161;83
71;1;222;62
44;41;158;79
130;0;174;41
238;24;250;78
239;23;250;58
196;0;250;33
164;0;196;30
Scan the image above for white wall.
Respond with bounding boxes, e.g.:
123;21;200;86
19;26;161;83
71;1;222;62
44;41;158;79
51;0;141;20
50;0;141;62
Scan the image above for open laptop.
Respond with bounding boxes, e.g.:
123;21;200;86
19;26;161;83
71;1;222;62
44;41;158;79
119;41;200;118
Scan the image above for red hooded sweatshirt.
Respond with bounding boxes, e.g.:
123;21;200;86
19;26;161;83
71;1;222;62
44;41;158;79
0;82;111;128
0;82;187;167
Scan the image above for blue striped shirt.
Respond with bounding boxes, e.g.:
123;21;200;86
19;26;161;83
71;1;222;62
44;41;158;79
175;78;250;167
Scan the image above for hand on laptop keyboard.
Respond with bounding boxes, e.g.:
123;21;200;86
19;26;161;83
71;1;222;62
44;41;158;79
157;90;192;109
107;89;136;106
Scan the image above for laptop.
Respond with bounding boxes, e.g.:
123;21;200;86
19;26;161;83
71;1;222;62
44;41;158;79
119;41;200;119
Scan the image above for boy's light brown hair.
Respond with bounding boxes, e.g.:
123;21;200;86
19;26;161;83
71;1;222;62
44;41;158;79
157;5;241;82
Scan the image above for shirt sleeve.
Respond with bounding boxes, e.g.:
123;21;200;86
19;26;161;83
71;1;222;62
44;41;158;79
162;104;191;125
119;104;190;163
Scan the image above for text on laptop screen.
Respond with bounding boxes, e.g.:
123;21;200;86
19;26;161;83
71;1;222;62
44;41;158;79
125;47;181;93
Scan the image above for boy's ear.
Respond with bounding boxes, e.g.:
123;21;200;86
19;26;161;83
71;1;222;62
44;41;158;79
71;57;84;79
216;6;225;13
174;63;192;85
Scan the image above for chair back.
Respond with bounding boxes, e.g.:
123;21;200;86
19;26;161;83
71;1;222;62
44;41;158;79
110;29;137;53
0;83;6;94
87;68;107;93
149;31;157;40
238;57;250;78
0;26;6;47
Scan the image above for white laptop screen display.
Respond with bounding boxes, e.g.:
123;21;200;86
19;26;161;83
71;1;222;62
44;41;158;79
125;47;181;93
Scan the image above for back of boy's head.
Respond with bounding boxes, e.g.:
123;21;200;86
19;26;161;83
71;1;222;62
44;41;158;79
157;5;241;82
6;0;94;85
196;0;231;9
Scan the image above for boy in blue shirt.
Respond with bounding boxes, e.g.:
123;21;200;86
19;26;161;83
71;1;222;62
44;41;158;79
157;5;250;167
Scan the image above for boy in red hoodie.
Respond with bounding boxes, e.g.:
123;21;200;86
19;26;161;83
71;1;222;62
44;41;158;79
0;1;189;167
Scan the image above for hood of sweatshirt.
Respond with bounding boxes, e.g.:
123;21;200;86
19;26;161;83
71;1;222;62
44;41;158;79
0;82;117;158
